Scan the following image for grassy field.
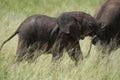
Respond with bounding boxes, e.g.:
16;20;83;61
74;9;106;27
0;0;120;80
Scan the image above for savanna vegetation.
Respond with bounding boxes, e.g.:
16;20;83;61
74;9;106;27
0;0;120;80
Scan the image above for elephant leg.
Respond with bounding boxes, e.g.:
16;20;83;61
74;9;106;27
52;43;64;63
52;51;63;63
51;33;72;63
14;39;29;63
27;42;43;62
67;42;83;65
26;43;37;61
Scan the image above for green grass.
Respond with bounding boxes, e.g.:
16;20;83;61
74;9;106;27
0;0;120;80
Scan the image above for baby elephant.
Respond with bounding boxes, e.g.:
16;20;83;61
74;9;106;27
0;11;98;65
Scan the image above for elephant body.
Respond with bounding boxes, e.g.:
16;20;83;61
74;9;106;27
93;0;120;45
0;11;98;64
0;14;82;64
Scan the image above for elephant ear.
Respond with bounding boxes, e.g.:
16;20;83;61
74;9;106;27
58;15;83;40
58;16;82;34
58;24;71;34
67;16;83;40
72;16;82;30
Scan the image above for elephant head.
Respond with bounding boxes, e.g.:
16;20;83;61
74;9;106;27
56;11;99;40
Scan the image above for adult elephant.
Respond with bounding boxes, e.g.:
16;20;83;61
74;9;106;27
0;11;98;65
92;0;120;46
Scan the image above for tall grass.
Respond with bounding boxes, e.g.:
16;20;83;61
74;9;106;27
0;0;120;80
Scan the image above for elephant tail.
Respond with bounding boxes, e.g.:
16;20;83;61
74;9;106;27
0;30;18;51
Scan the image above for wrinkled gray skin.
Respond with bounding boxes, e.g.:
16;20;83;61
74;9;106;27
0;11;98;65
92;0;120;45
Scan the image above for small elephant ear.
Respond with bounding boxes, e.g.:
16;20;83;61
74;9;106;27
57;16;70;34
59;24;70;34
72;16;82;30
69;16;83;40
